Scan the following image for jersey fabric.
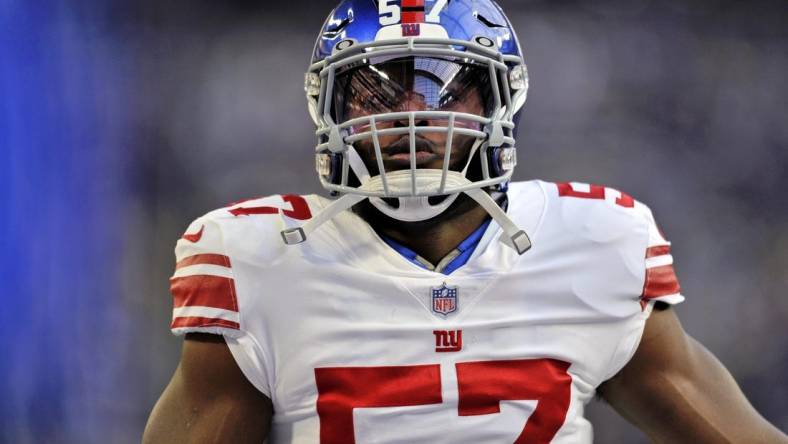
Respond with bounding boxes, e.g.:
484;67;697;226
168;180;683;444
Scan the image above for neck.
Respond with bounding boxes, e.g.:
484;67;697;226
356;194;495;265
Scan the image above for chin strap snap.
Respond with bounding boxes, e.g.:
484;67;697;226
463;188;532;255
280;193;367;245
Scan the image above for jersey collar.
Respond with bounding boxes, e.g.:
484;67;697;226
380;218;492;275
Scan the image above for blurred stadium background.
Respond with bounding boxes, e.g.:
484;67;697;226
2;0;786;442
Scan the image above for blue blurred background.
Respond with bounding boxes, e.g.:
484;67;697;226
2;0;786;442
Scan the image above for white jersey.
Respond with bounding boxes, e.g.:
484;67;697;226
168;180;683;444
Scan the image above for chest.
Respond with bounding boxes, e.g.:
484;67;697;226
237;256;644;438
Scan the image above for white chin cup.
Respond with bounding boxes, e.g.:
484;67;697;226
362;170;472;222
370;195;460;222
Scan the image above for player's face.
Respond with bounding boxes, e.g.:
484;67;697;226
333;57;493;175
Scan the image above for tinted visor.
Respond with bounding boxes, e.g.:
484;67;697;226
332;56;495;124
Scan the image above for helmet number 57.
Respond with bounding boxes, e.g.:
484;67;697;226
425;0;448;23
378;0;400;25
379;0;448;26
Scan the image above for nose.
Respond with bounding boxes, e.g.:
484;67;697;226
393;117;430;128
391;91;431;127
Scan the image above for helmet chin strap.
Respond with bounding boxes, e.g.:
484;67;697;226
463;188;531;254
281;143;531;254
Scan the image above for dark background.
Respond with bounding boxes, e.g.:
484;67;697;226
2;0;786;442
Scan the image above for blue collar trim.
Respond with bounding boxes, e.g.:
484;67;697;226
381;218;491;275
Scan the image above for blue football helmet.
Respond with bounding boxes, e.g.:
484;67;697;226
282;0;531;254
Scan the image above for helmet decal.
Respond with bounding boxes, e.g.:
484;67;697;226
378;0;449;26
378;0;401;26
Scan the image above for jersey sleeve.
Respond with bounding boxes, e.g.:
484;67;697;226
635;202;685;308
168;215;243;338
603;198;687;381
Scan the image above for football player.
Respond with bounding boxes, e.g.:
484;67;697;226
143;0;787;442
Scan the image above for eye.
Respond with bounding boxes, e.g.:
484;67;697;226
439;90;460;108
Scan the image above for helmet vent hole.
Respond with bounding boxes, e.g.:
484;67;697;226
475;13;505;29
428;195;450;206
334;39;355;52
324;17;351;38
382;198;400;209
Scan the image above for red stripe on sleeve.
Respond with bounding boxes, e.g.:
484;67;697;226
171;316;240;330
402;0;424;7
176;254;231;270
642;265;681;299
402;11;425;23
170;276;239;311
646;245;671;258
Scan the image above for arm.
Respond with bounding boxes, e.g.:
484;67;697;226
598;306;787;444
143;333;273;444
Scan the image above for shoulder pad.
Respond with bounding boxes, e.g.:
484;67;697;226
168;194;320;337
170;214;241;337
545;181;684;308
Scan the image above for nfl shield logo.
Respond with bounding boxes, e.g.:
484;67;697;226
432;283;458;316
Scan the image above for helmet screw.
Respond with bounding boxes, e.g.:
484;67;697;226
335;39;354;51
474;36;495;48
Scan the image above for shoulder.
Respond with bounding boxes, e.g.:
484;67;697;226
203;193;323;232
505;179;661;244
168;193;327;337
514;180;660;240
512;180;683;307
177;193;327;260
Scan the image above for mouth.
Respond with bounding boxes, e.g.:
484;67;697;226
382;136;439;166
